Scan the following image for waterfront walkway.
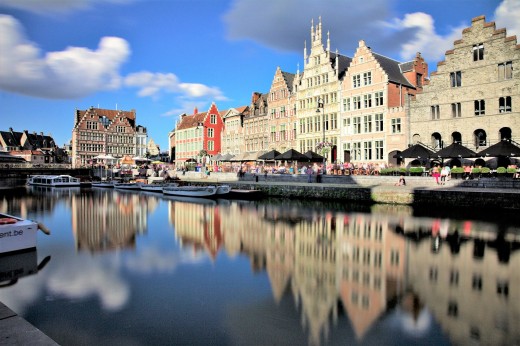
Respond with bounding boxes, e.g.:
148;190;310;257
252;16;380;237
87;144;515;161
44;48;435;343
0;302;58;345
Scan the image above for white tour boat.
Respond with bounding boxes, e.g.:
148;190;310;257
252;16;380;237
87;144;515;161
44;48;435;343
163;185;217;197
27;175;81;187
0;213;50;254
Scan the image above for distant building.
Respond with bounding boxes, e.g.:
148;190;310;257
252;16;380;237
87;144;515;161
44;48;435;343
147;138;160;157
135;125;148;158
71;106;139;168
221;105;248;156
0;127;63;163
173;103;224;165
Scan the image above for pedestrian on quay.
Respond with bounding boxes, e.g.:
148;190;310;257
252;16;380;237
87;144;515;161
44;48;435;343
432;165;440;185
307;166;314;183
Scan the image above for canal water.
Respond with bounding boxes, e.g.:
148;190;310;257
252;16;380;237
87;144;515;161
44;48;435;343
0;185;519;346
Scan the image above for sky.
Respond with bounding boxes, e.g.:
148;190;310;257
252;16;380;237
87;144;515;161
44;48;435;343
1;0;518;152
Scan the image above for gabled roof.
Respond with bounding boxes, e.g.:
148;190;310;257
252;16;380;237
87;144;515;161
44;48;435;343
176;112;207;131
281;71;295;93
373;53;415;88
329;52;352;79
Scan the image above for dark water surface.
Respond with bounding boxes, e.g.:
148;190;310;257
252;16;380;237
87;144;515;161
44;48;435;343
0;185;519;346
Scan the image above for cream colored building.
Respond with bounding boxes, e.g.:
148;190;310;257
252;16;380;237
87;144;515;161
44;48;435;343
409;16;520;164
295;18;346;162
242;92;269;158
340;40;427;165
221;106;248;155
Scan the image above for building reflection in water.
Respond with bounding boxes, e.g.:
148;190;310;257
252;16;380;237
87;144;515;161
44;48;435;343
170;199;519;346
1;189;518;345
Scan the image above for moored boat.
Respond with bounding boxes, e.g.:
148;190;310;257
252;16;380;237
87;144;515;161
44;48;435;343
0;213;50;254
163;185;217;197
27;175;81;187
113;182;142;190
92;180;115;188
140;182;178;192
215;184;231;195
227;189;264;200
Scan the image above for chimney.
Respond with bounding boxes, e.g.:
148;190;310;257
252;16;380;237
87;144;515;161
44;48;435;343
193;107;198;115
251;92;260;103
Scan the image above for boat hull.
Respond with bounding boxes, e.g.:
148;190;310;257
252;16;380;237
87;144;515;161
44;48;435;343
27;175;81;187
0;214;38;254
163;186;217;197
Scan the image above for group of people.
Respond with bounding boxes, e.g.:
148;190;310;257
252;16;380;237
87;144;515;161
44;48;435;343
431;165;452;185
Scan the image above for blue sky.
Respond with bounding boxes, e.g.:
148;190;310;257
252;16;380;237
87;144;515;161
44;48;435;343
1;0;518;151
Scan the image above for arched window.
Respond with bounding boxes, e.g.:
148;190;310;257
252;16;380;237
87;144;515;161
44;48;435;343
452;132;462;144
412;134;421;144
474;129;487;147
431;133;442;149
499;127;512;141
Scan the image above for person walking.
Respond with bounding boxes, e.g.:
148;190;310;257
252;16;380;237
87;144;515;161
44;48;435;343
432;165;440;185
307;166;314;183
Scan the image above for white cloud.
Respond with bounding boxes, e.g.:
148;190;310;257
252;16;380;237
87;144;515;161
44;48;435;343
495;0;520;38
0;0;135;14
124;71;227;101
386;12;465;62
0;14;130;99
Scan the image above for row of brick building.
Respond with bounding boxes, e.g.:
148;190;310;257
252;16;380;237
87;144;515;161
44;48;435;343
169;16;519;168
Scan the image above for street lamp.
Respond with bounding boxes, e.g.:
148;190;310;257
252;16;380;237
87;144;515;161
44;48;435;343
316;97;326;175
196;122;208;173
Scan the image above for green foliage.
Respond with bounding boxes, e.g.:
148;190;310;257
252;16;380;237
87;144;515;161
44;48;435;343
496;167;507;174
471;168;481;174
409;167;424;174
451;167;464;174
480;167;491;174
506;167;517;174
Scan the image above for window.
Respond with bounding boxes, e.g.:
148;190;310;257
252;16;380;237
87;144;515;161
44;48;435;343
207;140;214;151
450;71;462;87
375;114;383;132
353;75;361;88
375;92;384;106
353;117;361;134
473;43;484;61
364;141;372;160
472;274;482;291
208;128;214;138
416;73;423;87
499;96;512;113
375;140;383;160
450;270;459;286
87;121;98;130
474;100;485;116
431;105;440;119
353;96;361;110
497;281;509;298
364;115;372;133
364;94;372;108
429;267;438;282
363;72;372;85
391;118;401;133
390;250;399;266
451;103;462;117
210;114;217;124
448;301;458;317
343;98;350;111
498;61;513;80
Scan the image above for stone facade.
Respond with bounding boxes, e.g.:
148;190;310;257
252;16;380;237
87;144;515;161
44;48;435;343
221;106;248;155
409;16;520;157
243;92;269;154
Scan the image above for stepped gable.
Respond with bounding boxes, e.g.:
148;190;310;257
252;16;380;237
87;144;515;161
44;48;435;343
373;53;415;88
74;107;136;129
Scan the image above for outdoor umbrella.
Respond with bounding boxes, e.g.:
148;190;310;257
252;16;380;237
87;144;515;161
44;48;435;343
393;143;435;159
431;142;476;159
220;153;235;161
303;150;325;162
274;149;309;161
212;153;223;161
476;140;520;157
120;155;135;165
258;150;281;160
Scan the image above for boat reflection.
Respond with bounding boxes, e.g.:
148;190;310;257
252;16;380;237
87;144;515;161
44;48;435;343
0;249;51;288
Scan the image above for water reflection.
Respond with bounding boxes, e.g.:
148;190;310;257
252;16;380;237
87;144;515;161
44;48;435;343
0;187;518;345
